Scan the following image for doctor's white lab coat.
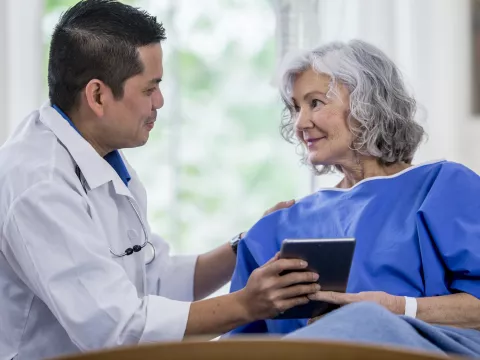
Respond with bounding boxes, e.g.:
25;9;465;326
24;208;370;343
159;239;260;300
0;103;197;360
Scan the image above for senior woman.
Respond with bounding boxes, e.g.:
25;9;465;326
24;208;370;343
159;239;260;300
228;40;480;357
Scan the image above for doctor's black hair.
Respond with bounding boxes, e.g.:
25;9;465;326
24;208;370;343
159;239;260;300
48;0;166;114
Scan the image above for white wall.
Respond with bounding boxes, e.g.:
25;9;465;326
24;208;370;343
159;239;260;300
0;0;45;144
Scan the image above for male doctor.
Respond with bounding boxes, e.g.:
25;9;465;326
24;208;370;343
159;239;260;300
0;1;320;359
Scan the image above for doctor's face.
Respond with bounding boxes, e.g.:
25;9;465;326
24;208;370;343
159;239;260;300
292;68;354;167
102;43;164;149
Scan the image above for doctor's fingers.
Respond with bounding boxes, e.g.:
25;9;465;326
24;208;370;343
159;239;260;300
307;291;356;305
277;282;321;299
274;296;310;316
262;199;295;217
263;258;309;276
277;270;319;288
263;252;280;266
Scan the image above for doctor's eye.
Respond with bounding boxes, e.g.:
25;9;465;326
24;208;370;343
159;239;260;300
145;87;156;96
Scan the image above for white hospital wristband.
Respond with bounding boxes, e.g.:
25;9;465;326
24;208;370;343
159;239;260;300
404;296;417;318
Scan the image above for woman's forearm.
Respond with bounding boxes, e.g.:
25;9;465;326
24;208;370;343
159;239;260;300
308;290;480;330
416;293;480;329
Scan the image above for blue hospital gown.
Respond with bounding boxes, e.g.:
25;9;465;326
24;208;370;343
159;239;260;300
229;160;480;335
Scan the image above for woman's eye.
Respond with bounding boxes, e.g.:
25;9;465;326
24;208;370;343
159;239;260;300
289;105;300;114
311;99;324;109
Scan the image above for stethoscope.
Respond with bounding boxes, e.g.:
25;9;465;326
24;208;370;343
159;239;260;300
75;166;156;265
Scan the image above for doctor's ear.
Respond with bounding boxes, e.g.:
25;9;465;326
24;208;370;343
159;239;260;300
84;79;109;117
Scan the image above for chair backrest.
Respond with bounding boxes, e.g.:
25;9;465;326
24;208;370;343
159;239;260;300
52;338;457;360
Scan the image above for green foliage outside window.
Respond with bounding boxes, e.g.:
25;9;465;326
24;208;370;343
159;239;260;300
43;0;311;254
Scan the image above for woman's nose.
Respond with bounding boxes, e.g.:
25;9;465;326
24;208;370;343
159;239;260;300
294;109;313;131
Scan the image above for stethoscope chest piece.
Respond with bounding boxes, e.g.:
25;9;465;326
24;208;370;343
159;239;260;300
144;241;156;265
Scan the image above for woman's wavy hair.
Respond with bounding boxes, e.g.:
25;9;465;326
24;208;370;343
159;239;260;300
279;39;425;174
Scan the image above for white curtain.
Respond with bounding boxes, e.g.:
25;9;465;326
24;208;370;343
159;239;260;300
0;0;44;144
0;0;8;143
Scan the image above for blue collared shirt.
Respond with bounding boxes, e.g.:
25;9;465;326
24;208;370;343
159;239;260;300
52;105;131;187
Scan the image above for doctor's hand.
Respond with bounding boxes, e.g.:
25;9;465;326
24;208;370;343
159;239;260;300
307;291;404;324
238;200;296;240
236;252;320;322
262;199;295;217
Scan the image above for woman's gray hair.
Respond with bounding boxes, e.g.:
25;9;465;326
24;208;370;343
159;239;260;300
279;39;425;174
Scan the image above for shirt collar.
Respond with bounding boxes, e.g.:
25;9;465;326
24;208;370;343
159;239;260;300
38;102;131;196
52;104;131;187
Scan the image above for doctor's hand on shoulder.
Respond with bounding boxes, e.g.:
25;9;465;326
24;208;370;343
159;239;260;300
263;199;296;217
235;200;296;240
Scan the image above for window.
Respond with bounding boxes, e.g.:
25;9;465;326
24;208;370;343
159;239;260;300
128;0;313;254
43;0;313;256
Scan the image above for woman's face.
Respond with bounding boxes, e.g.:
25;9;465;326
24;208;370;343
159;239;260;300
292;68;354;167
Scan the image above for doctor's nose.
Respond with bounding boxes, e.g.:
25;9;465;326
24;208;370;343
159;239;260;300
152;89;164;110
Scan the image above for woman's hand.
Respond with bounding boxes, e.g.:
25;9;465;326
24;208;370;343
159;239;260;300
236;253;319;321
307;291;404;324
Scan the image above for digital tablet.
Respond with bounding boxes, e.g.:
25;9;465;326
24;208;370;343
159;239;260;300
275;238;356;319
